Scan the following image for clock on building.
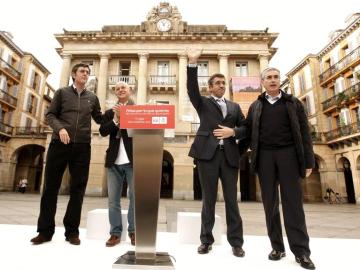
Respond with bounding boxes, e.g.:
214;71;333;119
157;18;172;32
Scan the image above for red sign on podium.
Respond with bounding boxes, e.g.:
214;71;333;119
119;105;175;129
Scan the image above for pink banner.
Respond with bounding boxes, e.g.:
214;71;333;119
231;77;261;92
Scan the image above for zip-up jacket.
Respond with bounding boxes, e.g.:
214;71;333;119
46;86;103;143
239;91;315;178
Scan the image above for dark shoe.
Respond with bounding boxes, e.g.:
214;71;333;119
106;235;120;247
268;249;286;261
65;235;81;245
296;255;316;269
128;232;135;246
197;243;212;254
232;246;245;257
30;234;52;245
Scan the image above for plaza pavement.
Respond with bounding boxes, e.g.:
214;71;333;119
0;192;359;239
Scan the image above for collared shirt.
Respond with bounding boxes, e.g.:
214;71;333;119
211;95;227;145
72;84;86;95
211;95;225;103
265;91;282;104
114;101;130;165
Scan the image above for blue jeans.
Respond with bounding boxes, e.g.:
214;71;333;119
107;163;135;237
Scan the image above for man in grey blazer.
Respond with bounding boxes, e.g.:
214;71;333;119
186;49;246;257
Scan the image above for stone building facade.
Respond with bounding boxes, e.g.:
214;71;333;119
53;2;277;200
0;31;54;192
285;13;360;203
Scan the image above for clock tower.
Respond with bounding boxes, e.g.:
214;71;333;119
142;2;187;33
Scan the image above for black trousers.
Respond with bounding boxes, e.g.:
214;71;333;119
197;147;243;247
37;141;91;238
257;146;310;257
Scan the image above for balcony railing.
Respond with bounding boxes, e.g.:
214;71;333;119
324;121;360;141
14;126;47;137
191;122;200;133
0;58;22;79
43;87;55;101
149;75;176;85
319;45;360;83
108;75;136;85
322;81;360;111
311;132;324;143
0;89;18;106
0;122;13;135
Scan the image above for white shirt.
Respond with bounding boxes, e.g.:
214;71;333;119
114;101;130;165
265;91;282;104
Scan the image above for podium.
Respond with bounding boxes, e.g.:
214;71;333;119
113;105;175;269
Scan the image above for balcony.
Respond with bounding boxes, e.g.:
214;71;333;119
0;89;18;108
43;88;55;102
319;45;360;85
0;122;13;141
322;82;360;113
311;132;326;143
149;75;176;93
0;58;21;81
13;126;47;138
108;75;136;91
191;122;200;133
324;121;360;148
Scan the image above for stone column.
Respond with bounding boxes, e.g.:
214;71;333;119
137;53;149;105
218;53;230;99
178;53;188;120
97;53;110;110
258;54;271;92
258;53;271;73
59;54;72;88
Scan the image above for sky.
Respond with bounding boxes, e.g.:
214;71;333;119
1;0;359;87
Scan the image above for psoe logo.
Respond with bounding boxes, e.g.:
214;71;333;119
152;117;160;124
159;117;167;124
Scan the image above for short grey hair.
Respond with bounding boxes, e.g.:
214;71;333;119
261;67;280;80
114;81;130;90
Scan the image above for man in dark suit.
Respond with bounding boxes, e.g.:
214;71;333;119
186;49;246;257
99;81;135;247
240;67;316;269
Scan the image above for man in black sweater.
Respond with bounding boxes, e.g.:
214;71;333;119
240;67;316;269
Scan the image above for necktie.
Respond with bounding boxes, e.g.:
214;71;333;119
216;98;227;117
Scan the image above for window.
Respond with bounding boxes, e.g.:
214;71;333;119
197;61;209;86
29;71;41;92
82;61;94;75
26;94;38;115
301;96;311;116
157;61;169;76
25;117;32;128
157;61;170;84
119;62;131;76
235;62;248;76
298;73;306;94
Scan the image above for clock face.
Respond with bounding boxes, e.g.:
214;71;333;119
157;19;171;32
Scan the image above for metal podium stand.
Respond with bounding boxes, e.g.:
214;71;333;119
113;105;175;269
